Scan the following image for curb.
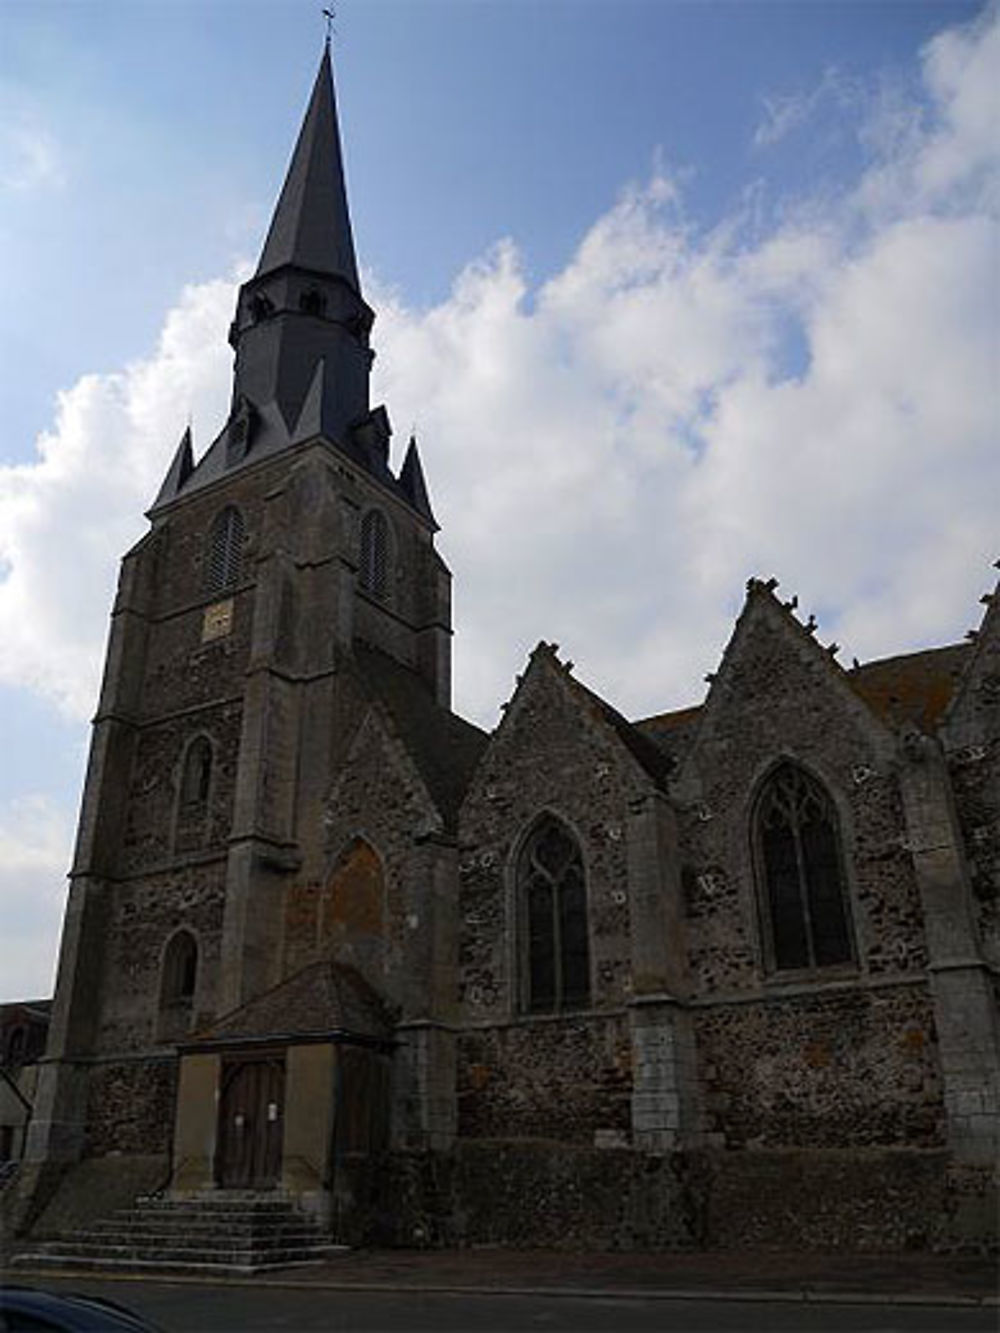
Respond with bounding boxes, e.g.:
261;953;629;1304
7;1267;996;1309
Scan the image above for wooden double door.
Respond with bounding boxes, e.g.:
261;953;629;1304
215;1055;285;1189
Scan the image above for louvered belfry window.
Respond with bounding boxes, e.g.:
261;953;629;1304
359;509;388;600
755;763;853;971
520;816;590;1013
207;506;244;593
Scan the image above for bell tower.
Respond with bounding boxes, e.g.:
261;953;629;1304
25;44;452;1175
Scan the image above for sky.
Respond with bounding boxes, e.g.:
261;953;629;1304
1;0;997;1001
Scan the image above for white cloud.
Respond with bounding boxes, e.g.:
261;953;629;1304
0;6;996;747
1;5;997;1000
0;116;66;193
0;279;236;718
753;66;861;149
0;796;73;1002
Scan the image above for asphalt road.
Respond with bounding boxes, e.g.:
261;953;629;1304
12;1277;996;1333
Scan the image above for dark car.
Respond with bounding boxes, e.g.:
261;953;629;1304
0;1285;163;1332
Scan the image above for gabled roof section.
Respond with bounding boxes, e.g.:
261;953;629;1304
255;46;360;291
488;642;674;790
673;577;896;777
184;960;392;1049
353;644;488;829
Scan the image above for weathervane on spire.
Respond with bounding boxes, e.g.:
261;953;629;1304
322;6;336;49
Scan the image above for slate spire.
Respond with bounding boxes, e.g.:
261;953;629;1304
228;45;374;443
255;45;360;292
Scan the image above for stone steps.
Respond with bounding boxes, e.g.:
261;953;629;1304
12;1191;348;1275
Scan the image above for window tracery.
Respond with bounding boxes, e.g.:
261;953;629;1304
754;763;854;971
518;815;590;1013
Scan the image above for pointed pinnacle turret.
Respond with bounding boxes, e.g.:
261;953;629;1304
150;424;194;508
256;45;359;291
399;435;437;528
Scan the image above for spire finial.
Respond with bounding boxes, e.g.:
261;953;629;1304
322;6;335;49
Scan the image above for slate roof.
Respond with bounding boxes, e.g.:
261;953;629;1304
848;642;970;730
354;643;489;829
633;703;704;767
567;673;676;787
185;960;392;1049
631;642;970;762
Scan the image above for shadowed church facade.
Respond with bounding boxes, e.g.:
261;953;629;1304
12;50;999;1251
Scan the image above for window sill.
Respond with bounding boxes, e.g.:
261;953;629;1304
762;961;860;989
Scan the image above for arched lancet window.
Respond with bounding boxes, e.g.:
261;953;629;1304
180;736;212;809
359;509;389;601
754;763;854;971
206;506;245;594
161;930;198;1008
518;815;590;1013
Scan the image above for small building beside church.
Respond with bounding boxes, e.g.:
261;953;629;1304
7;48;998;1255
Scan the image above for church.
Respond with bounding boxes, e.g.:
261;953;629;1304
6;47;998;1259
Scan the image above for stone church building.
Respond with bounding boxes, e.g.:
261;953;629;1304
9;50;998;1254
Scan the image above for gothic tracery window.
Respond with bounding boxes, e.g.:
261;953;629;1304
519;815;590;1013
754;763;854;972
359;509;389;600
207;506;244;594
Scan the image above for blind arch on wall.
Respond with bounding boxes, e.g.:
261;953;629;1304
753;762;854;971
517;814;590;1013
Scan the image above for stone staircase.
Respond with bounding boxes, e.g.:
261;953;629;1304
12;1191;347;1275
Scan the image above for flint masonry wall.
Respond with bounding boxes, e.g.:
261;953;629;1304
455;653;649;1143
675;597;948;1148
69;457;284;1154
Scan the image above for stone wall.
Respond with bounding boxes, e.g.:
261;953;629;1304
699;1148;996;1252
949;741;1000;968
457;1014;631;1143
84;1058;177;1157
693;982;945;1149
97;863;227;1053
327;1142;995;1253
458;650;649;1026
330;1141;697;1250
678;600;924;995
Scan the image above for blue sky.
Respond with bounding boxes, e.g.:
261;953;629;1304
1;0;997;1000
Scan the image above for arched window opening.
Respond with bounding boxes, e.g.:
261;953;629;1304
359;509;389;601
519;816;590;1013
206;506;245;594
180;737;212;809
754;763;854;971
161;931;198;1007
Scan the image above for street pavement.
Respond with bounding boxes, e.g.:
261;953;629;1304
5;1246;997;1331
